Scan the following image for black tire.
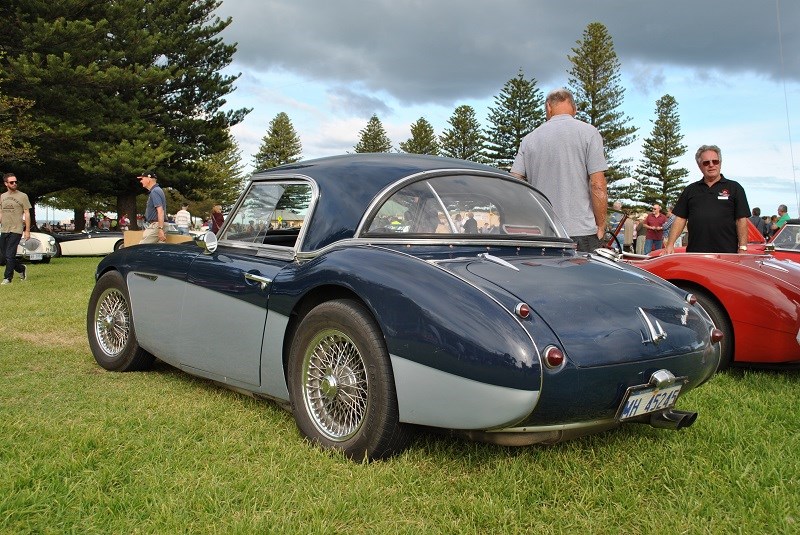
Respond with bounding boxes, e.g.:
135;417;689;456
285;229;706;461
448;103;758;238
54;243;62;258
688;288;733;371
39;256;51;264
287;299;409;460
113;240;124;252
86;271;155;371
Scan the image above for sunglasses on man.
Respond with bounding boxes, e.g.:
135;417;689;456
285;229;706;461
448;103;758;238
701;159;720;167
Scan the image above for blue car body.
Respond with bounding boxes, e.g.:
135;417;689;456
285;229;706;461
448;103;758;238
88;154;720;459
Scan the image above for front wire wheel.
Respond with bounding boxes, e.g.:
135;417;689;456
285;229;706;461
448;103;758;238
87;271;154;371
94;286;131;357
288;299;409;460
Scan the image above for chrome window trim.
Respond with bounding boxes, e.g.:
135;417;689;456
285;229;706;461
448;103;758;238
214;175;318;260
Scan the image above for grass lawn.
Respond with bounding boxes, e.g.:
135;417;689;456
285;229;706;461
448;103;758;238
1;257;798;533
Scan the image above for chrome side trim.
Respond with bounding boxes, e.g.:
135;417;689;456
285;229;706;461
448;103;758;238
295;238;575;262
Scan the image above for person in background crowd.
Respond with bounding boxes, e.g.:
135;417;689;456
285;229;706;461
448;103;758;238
462;212;478;234
210;204;224;235
664;145;750;254
749;207;769;238
510;87;608;252
137;171;167;244
772;204;790;235
175;203;191;235
119;213;130;231
662;205;676;237
0;173;30;284
643;203;667;254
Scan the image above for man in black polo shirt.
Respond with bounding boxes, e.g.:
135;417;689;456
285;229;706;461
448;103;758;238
664;144;750;254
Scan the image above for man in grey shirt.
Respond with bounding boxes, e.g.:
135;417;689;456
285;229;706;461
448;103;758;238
510;88;608;252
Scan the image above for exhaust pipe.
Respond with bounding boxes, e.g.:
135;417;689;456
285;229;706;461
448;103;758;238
649;409;698;430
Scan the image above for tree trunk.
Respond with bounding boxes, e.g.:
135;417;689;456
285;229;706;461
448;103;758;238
73;208;85;231
117;192;138;231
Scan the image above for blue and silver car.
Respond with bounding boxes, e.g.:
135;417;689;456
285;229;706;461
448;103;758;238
87;154;721;460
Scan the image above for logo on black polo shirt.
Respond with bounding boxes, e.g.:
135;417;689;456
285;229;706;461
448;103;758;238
718;188;730;200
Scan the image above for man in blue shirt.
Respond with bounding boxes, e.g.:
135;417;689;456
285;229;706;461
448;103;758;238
138;172;167;244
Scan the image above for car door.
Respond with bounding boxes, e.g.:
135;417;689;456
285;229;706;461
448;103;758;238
177;249;287;386
174;180;313;388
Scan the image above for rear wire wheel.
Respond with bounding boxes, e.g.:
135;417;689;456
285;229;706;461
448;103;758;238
288;299;409;460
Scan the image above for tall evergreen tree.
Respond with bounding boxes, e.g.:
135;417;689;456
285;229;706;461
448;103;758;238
439;105;487;162
568;22;637;196
354;114;392;153
0;74;38;164
253;112;302;170
399;117;439;155
633;95;689;209
484;70;544;170
175;133;247;220
0;0;249;224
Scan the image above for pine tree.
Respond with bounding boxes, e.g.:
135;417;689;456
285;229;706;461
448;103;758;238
485;70;544;170
439;105;487;162
568;22;637;196
0;0;249;224
399;117;439;155
354;114;392;153
0;74;38;163
253;112;302;170
633;95;689;209
171;133;247;222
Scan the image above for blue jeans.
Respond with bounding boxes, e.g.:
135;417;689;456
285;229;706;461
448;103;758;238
0;232;24;280
645;239;663;254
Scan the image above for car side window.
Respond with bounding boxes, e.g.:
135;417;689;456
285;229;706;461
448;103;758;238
220;182;312;247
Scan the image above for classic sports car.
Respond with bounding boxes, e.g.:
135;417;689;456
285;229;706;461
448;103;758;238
612;214;800;369
87;154;721;460
760;218;800;261
15;231;57;263
52;229;125;256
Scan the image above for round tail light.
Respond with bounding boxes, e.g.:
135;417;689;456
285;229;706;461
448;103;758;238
543;345;565;369
515;302;530;319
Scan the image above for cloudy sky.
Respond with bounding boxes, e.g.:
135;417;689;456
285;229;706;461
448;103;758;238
213;0;800;216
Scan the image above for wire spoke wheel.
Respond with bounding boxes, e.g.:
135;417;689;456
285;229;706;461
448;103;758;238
302;329;368;441
288;299;409;460
93;287;132;357
86;271;154;372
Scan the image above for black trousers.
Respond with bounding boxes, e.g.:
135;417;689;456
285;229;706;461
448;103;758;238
0;232;25;280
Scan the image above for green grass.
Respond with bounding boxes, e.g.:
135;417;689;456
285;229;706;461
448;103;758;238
1;257;798;534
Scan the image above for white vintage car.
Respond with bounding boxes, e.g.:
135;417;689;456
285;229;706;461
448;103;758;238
15;232;57;263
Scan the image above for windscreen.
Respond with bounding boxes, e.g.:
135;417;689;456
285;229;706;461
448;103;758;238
363;174;568;239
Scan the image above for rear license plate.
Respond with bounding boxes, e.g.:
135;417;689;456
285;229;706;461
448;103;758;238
617;383;682;420
28;253;42;260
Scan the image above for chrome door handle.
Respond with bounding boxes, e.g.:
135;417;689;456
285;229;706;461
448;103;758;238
244;272;272;290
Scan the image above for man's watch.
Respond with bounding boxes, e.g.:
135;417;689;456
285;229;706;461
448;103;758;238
158;226;163;230
738;245;747;251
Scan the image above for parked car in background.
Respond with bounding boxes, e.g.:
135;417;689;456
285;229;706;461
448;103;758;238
15;232;57;263
764;219;800;261
51;229;125;256
611;214;800;369
87;154;721;460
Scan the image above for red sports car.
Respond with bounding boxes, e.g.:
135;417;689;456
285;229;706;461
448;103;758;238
610;214;800;370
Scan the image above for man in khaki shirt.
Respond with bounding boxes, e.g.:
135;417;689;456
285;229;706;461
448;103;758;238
0;173;31;284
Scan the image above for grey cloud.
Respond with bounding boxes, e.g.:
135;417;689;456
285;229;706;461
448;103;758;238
327;86;393;118
216;0;799;106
